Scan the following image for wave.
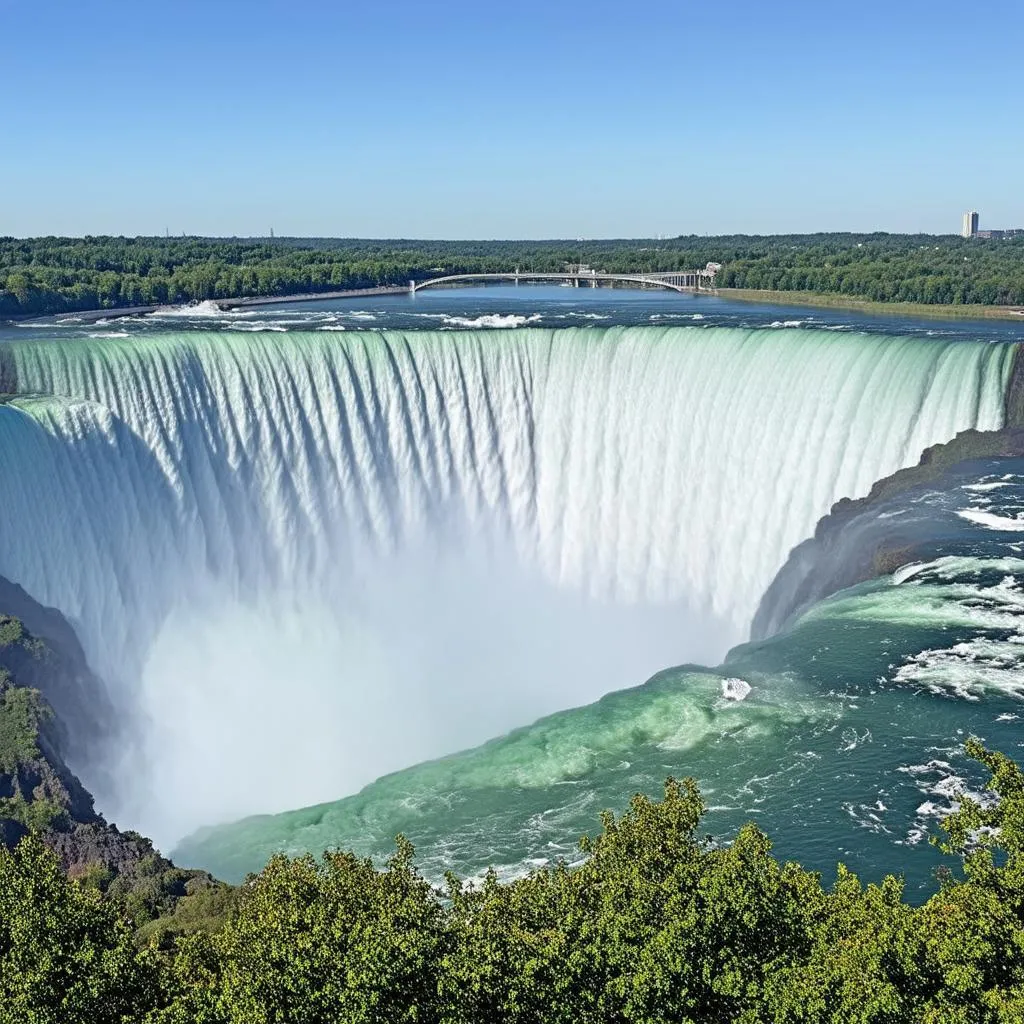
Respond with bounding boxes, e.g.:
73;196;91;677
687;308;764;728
957;509;1024;531
441;313;543;328
150;300;226;318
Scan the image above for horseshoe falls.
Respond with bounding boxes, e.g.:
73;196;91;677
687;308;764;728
0;319;1017;878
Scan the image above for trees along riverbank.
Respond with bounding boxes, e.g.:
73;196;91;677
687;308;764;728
719;289;1024;321
4;741;1024;1022
3;234;1024;319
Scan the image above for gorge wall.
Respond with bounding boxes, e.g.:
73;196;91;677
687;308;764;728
0;325;1013;843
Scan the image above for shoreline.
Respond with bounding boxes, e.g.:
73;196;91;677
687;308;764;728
7;284;1024;328
717;288;1024;322
4;285;411;326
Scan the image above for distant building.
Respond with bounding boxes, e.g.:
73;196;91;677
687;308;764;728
962;211;979;237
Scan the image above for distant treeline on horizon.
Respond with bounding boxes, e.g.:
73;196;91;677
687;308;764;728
2;233;1023;317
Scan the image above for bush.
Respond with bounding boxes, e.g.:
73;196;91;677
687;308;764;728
0;835;158;1024
6;742;1024;1022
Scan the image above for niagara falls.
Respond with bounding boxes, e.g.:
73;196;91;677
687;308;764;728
3;286;1023;898
6;0;1024;1015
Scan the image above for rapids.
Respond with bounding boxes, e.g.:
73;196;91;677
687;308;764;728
0;315;1015;852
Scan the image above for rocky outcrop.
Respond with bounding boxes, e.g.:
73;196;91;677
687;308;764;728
0;576;115;774
751;427;1024;640
0;607;221;931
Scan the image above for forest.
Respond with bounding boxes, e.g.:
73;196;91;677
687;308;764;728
2;233;1023;317
5;741;1024;1023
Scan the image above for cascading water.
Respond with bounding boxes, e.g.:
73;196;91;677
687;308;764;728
0;323;1014;849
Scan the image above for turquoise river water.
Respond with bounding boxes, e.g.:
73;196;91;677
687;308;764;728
4;287;1024;895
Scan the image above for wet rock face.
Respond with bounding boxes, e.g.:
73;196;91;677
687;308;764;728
0;576;116;775
0;610;123;858
1;614;101;838
0;609;218;913
0;818;27;848
751;428;1024;641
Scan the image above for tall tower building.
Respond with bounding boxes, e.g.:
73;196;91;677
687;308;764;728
962;211;979;238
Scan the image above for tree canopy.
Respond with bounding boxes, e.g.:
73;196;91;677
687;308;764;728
5;742;1024;1022
2;233;1023;318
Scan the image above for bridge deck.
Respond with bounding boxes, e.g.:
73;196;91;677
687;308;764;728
410;271;716;294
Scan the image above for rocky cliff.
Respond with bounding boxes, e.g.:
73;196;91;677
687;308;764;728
752;427;1024;640
0;590;227;943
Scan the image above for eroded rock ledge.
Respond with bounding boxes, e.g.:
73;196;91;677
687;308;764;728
0;589;226;943
751;426;1024;640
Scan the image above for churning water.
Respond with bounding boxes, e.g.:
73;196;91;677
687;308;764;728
4;288;1024;891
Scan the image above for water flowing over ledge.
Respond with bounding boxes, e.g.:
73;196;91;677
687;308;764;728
0;325;1014;843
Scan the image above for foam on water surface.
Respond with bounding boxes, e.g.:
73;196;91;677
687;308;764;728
0;322;1016;865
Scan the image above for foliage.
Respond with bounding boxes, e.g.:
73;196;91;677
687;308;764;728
7;744;1024;1020
155;837;446;1024
0;834;159;1024
0;683;48;774
0;791;66;832
2;233;1023;317
0;617;24;648
134;879;237;951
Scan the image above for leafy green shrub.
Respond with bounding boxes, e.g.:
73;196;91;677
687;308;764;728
0;685;48;773
7;740;1024;1022
0;835;159;1023
0;617;24;648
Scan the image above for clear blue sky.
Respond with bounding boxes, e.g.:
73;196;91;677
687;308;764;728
3;0;1022;238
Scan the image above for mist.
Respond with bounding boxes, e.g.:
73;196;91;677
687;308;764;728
128;532;736;848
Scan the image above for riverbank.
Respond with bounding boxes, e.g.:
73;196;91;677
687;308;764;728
718;288;1024;322
6;285;411;326
219;285;409;310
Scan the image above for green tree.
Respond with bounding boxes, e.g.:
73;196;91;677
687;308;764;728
161;836;447;1024
0;835;159;1024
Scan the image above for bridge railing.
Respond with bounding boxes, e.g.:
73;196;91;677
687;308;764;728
410;270;717;294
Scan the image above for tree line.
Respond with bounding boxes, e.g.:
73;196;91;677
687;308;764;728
4;740;1024;1023
2;234;1023;317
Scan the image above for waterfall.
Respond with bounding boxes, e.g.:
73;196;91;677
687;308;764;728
0;326;1012;842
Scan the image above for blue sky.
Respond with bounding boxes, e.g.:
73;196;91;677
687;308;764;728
2;0;1022;237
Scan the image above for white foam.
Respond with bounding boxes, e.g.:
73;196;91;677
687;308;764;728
894;638;1024;700
442;313;543;329
720;677;752;701
225;322;288;332
151;300;225;318
957;509;1024;532
963;481;1012;492
897;757;996;846
892;562;928;585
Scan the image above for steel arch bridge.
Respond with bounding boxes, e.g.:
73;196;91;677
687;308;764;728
408;269;717;294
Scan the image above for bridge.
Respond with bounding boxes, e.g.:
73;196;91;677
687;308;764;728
409;267;719;294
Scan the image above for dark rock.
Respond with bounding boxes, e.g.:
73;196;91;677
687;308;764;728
0;817;27;848
0;575;116;774
752;427;1024;640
